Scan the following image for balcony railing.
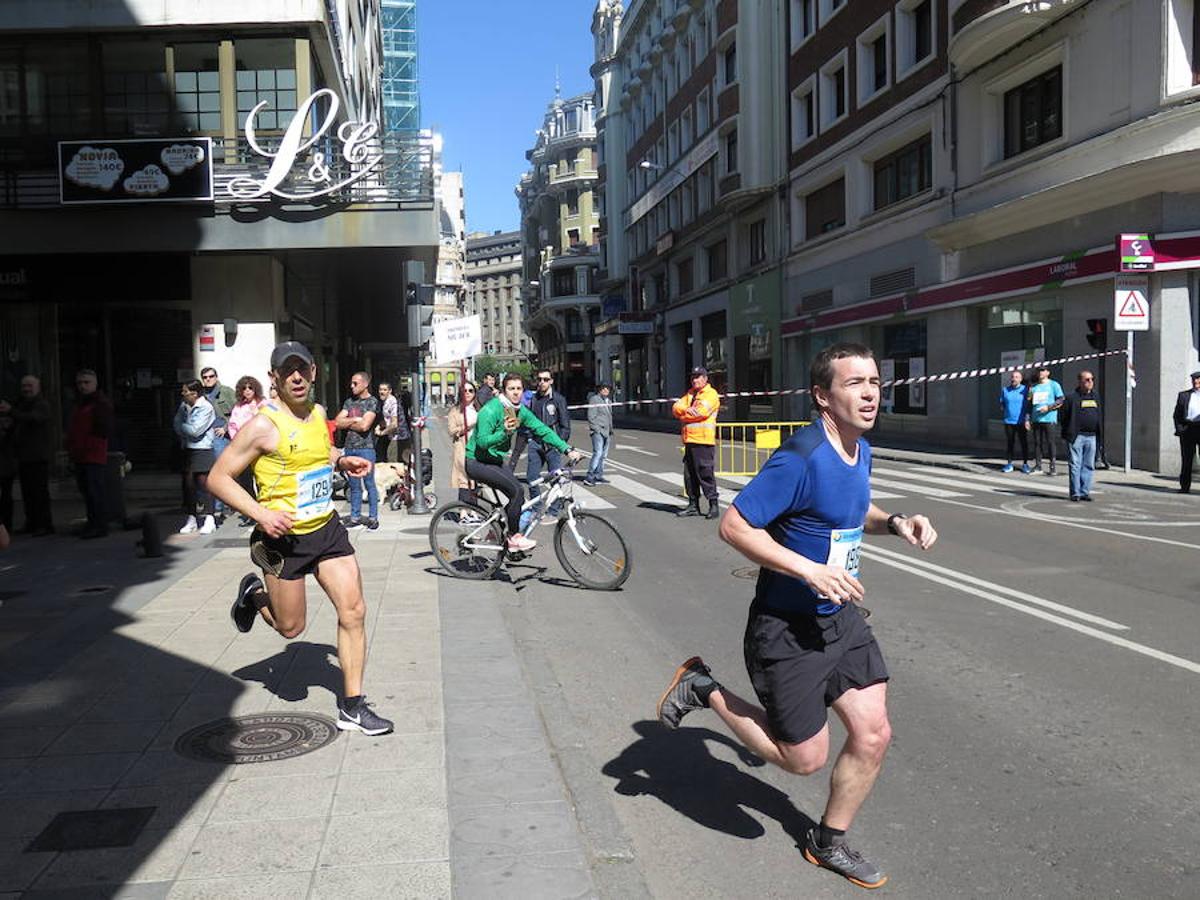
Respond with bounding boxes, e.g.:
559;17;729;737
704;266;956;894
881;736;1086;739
1;130;434;210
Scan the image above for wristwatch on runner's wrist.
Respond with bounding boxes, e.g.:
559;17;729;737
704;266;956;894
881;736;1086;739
886;513;909;535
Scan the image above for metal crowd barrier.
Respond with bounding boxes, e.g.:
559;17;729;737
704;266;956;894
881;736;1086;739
715;421;811;476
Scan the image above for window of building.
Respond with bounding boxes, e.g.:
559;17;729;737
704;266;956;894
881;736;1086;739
873;134;932;209
747;219;767;265
880;320;928;415
725;128;738;174
1003;66;1062;158
819;0;847;26
668;119;679;163
791;0;817;48
172;43;221;132
22;43;91;134
698;159;714;213
857;19;891;104
697;87;711;133
552;268;576;298
820;53;848;126
805;177;846;239
681;106;694;151
681;179;695;225
791;78;816;148
101;41;170;136
707;240;728;281
897;0;934;77
566;188;580;215
567;226;581;246
235;38;297;131
0;50;19;134
677;256;694;295
724;43;737;87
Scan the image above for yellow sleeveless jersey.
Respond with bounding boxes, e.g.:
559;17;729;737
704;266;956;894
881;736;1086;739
252;403;335;535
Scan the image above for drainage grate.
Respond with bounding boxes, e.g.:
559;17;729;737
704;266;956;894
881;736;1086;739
27;807;157;852
732;567;759;580
174;713;339;764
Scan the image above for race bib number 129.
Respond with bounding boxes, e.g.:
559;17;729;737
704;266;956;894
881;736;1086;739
827;526;863;578
296;466;334;520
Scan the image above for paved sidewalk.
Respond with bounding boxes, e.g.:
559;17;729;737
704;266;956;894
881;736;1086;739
0;425;595;898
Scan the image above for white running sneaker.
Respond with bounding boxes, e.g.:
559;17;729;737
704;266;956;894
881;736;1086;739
198;515;217;535
179;515;199;534
507;533;537;552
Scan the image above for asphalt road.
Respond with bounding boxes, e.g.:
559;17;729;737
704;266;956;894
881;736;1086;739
489;426;1199;898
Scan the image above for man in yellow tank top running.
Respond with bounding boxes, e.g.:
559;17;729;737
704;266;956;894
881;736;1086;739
209;342;393;735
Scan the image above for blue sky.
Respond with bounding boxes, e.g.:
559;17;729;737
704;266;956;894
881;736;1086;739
420;1;597;235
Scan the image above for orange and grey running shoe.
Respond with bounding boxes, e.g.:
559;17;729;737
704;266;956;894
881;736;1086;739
802;828;888;889
656;656;715;729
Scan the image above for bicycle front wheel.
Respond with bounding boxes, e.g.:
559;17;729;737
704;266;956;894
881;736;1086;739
553;511;631;590
429;502;505;580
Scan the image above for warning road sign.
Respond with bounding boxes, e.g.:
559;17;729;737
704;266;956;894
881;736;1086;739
1113;275;1149;331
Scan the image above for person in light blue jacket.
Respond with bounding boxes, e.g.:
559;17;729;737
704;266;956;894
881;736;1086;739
173;379;218;534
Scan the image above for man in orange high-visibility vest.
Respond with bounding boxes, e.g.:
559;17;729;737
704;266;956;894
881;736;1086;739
672;366;721;519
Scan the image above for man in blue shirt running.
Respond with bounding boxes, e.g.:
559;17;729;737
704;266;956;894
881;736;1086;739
999;370;1032;473
655;342;937;890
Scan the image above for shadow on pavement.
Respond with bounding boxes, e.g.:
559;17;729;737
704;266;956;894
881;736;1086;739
637;501;687;515
232;641;341;704
602;720;816;847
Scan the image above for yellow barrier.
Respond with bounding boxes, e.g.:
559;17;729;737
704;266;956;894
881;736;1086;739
715;421;811;476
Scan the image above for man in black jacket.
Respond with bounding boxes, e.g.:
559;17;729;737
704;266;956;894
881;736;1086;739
8;376;53;534
1171;370;1200;493
526;368;571;501
1060;370;1101;502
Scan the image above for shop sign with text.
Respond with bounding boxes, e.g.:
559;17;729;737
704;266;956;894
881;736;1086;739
59;138;213;204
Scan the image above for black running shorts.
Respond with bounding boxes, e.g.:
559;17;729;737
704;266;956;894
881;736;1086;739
743;602;890;745
249;514;354;581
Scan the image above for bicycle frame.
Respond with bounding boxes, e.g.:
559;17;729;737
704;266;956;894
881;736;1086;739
459;469;591;556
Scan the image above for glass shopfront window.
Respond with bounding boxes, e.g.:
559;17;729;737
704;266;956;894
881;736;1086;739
978;295;1063;427
879;320;927;416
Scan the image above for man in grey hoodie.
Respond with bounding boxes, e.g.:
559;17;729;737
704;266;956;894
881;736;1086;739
584;383;614;485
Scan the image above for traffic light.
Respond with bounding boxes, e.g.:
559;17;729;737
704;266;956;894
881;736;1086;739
406;282;435;348
1085;318;1107;351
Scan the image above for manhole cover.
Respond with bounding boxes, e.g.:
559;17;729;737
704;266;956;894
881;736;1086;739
27;807;156;852
174;713;339;764
732;567;758;580
71;584;114;596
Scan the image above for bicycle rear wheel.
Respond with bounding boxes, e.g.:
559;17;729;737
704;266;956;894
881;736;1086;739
553;511;631;590
429;502;505;580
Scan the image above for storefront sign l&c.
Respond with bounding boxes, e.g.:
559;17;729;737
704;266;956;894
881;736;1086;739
226;89;383;202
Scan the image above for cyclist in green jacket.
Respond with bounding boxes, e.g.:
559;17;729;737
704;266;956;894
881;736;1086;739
467;373;582;551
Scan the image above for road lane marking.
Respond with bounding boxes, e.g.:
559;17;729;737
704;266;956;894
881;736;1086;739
606;474;688;509
861;550;1200;675
868;490;906;501
863;543;1128;630
870;476;970;499
616;444;658;456
873;465;1078;497
568;482;616;510
600;456;649;476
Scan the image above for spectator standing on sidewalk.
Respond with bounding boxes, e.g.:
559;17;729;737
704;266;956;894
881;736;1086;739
447;380;479;501
66;369;113;539
374;382;400;463
673;366;722;519
476;372;497;406
1028;366;1064;476
173;379;218;534
0;401;13;533
4;377;54;535
1171;370;1200;493
334;371;379;530
1061;370;1101;502
999;370;1032;474
227;376;265;525
527;369;571;501
201;367;235;522
585;383;614;485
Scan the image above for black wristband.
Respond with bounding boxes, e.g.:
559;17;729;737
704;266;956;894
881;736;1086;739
887;513;908;535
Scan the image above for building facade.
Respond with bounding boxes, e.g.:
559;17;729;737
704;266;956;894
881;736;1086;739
593;0;789;419
516;89;602;401
464;230;532;366
0;0;437;469
593;0;1200;472
425;142;467;406
381;0;420;135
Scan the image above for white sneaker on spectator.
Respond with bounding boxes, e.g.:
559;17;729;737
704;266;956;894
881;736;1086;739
198;515;217;535
507;533;537;552
179;515;199;534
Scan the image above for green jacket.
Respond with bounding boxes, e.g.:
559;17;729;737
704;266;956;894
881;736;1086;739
467;397;570;464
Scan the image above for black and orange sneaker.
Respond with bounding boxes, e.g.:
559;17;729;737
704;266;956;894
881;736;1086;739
802;829;888;889
656;656;715;729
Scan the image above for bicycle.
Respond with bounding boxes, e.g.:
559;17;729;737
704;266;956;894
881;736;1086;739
428;465;632;590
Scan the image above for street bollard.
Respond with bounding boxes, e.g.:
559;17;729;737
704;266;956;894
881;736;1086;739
137;512;164;558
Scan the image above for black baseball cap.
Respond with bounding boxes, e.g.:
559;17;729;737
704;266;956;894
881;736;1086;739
1190;370;1200;380
690;366;708;377
270;341;315;372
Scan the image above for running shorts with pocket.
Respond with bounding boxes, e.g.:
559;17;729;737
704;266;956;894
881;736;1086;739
249;514;354;581
743;601;889;745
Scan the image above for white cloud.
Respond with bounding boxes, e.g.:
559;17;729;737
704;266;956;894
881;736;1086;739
160;143;205;175
64;146;124;191
123;165;171;197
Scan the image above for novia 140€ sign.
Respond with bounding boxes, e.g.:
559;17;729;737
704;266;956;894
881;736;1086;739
226;88;382;201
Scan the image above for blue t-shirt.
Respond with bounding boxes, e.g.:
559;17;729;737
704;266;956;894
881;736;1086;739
1029;380;1064;424
1000;383;1029;425
732;421;871;616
